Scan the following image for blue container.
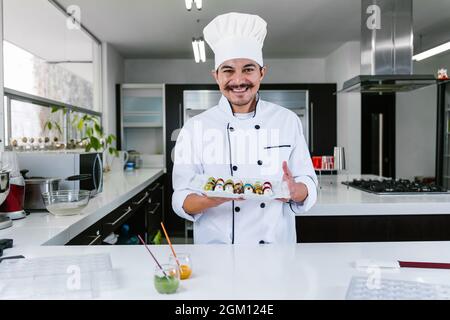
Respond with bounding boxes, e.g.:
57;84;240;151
125;162;135;171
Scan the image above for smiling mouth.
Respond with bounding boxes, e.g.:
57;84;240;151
228;86;251;93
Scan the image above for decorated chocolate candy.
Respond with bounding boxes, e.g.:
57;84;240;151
216;178;225;185
207;177;216;184
244;183;254;194
234;182;243;194
204;182;215;191
253;181;263;195
224;182;234;193
263;181;272;189
263;186;273;195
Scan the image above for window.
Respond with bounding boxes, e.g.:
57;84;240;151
2;0;103;148
2;0;101;111
6;98;65;150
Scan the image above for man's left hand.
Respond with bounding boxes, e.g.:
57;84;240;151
276;161;308;203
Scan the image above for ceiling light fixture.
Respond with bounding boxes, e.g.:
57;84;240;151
185;0;192;11
192;37;206;63
199;37;206;62
413;41;450;61
185;0;202;11
192;38;200;63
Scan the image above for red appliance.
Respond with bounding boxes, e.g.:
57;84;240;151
0;178;26;220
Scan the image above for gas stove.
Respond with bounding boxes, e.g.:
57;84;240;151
342;179;449;195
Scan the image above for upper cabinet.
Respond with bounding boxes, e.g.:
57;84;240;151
117;84;166;170
122;86;164;128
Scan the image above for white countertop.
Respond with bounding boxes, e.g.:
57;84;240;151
4;172;450;247
4;241;450;299
2;171;450;300
0;168;164;246
305;174;450;216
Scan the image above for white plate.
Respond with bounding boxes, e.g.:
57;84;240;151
190;175;290;200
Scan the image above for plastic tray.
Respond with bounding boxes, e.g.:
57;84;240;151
346;276;450;300
190;175;290;200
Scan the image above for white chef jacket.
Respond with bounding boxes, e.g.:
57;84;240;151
172;95;318;244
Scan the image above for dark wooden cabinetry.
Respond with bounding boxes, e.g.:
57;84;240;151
146;178;164;242
67;221;103;246
66;174;165;246
296;215;450;242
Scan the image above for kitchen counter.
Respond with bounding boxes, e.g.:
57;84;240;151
306;174;450;216
3;241;450;299
0;168;164;246
2;172;450;299
5;172;449;246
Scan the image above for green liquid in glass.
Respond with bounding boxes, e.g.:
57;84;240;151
154;275;179;294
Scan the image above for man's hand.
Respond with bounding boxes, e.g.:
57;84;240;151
183;193;242;215
276;161;308;203
207;196;243;207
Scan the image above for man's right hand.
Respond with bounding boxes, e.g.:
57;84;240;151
183;193;242;215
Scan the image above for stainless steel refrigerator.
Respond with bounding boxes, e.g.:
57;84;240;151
183;90;310;144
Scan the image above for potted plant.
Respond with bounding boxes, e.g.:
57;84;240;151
70;112;119;172
48;107;119;171
43;106;66;149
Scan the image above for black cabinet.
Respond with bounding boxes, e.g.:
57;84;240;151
296;215;450;242
361;93;396;178
164;83;337;234
66;175;165;246
307;84;337;156
146;176;164;243
66;221;103;246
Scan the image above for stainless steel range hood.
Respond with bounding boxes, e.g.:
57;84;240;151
342;75;437;93
339;0;436;94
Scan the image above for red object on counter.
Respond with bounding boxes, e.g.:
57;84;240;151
312;156;322;169
398;261;450;269
0;184;25;212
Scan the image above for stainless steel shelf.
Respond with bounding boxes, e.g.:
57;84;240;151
123;123;163;128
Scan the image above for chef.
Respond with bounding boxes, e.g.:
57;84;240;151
172;12;318;244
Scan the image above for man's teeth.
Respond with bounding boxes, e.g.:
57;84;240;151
231;87;247;92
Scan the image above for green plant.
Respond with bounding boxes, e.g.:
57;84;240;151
43;106;66;135
71;112;119;157
47;106;119;157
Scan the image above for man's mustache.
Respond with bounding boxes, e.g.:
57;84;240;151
225;83;254;90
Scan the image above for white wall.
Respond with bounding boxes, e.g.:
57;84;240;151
124;58;326;83
396;52;450;179
102;43;124;145
325;41;362;174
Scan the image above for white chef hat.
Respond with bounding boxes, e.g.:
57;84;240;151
203;12;267;70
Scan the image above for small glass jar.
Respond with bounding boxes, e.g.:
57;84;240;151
153;264;180;294
169;253;192;280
